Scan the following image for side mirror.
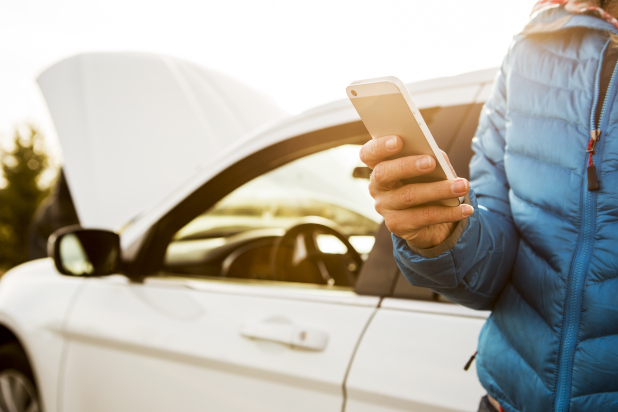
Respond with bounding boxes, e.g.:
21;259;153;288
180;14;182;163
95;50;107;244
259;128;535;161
48;226;121;277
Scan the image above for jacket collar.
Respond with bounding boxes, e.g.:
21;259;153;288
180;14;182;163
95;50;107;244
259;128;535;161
522;6;618;35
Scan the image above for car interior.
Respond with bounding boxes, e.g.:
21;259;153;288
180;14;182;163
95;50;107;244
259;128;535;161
163;144;380;287
156;102;484;300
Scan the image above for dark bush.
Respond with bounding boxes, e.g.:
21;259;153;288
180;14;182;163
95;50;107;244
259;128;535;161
0;125;50;272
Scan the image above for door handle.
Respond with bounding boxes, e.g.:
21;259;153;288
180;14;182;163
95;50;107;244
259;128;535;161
240;318;328;351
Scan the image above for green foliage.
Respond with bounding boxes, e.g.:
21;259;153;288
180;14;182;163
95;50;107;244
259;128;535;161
0;125;50;271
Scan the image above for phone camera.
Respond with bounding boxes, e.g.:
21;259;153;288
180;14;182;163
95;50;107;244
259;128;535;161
351;90;357;96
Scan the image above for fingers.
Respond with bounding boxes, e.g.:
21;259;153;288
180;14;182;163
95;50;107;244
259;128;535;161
384;203;474;233
370;155;435;189
375;178;470;210
359;136;403;169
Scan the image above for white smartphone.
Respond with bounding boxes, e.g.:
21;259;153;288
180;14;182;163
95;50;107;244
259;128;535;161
347;76;463;207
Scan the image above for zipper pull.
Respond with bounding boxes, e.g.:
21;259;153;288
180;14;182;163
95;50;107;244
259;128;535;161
587;130;600;191
587;129;601;154
588;164;599;191
464;351;477;371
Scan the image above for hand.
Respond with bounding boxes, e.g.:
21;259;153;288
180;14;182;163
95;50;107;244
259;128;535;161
360;135;474;249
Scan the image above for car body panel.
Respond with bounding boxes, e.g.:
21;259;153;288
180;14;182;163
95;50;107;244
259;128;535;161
61;275;379;411
0;259;85;412
346;299;489;412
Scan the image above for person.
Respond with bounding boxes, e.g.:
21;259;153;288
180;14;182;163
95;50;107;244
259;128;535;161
359;1;618;411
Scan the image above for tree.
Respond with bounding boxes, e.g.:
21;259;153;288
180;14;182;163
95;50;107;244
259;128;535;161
0;125;50;272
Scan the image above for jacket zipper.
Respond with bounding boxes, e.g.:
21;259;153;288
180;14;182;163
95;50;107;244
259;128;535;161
554;38;618;412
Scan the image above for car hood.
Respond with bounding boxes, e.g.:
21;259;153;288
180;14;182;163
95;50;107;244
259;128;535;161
37;52;287;231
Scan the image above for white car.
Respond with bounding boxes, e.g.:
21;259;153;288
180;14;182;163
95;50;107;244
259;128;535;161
0;52;497;412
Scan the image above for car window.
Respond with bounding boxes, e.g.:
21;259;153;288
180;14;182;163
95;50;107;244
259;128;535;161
164;144;383;287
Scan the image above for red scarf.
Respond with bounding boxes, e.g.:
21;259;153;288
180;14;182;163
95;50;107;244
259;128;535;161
532;0;618;30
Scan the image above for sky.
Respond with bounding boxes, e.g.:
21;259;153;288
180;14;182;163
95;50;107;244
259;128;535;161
0;0;537;159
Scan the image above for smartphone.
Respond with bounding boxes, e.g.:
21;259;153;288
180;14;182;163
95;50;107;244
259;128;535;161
347;76;463;207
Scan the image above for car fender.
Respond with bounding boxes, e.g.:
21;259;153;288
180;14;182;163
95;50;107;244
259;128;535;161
0;259;85;412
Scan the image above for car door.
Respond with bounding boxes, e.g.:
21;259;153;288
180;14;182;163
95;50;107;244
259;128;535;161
343;297;488;412
59;142;382;412
60;276;378;412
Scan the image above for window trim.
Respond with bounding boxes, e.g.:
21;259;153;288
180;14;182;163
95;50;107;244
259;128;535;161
142;275;381;307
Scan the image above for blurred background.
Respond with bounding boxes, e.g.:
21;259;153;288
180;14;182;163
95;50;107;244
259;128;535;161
0;0;536;273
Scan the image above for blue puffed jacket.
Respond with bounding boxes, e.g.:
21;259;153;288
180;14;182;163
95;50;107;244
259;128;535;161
393;7;618;412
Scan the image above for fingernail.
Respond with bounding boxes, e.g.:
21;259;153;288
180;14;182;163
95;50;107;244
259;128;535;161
462;204;474;217
386;137;398;151
451;178;468;194
416;156;432;171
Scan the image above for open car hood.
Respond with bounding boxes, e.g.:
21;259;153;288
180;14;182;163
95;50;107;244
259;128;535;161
37;52;287;230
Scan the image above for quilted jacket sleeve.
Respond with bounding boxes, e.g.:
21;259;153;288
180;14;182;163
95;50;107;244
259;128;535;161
393;58;520;311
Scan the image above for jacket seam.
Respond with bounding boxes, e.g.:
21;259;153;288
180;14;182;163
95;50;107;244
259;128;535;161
493;316;555;395
532;40;600;65
508;106;588;132
571;390;618;401
448;248;459;289
510;69;593;93
508;150;581;177
488;390;520;412
509;190;575;228
479;363;521;412
519;235;563;275
509;280;556;333
588;274;618;284
476;196;513;220
577;332;618;344
478;111;507;149
603;111;618;127
598;167;618;176
460;279;496;300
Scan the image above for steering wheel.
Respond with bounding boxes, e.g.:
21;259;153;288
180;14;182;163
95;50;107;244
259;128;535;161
271;221;363;286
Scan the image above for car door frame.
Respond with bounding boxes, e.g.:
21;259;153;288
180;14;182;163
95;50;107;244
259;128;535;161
128;120;371;279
